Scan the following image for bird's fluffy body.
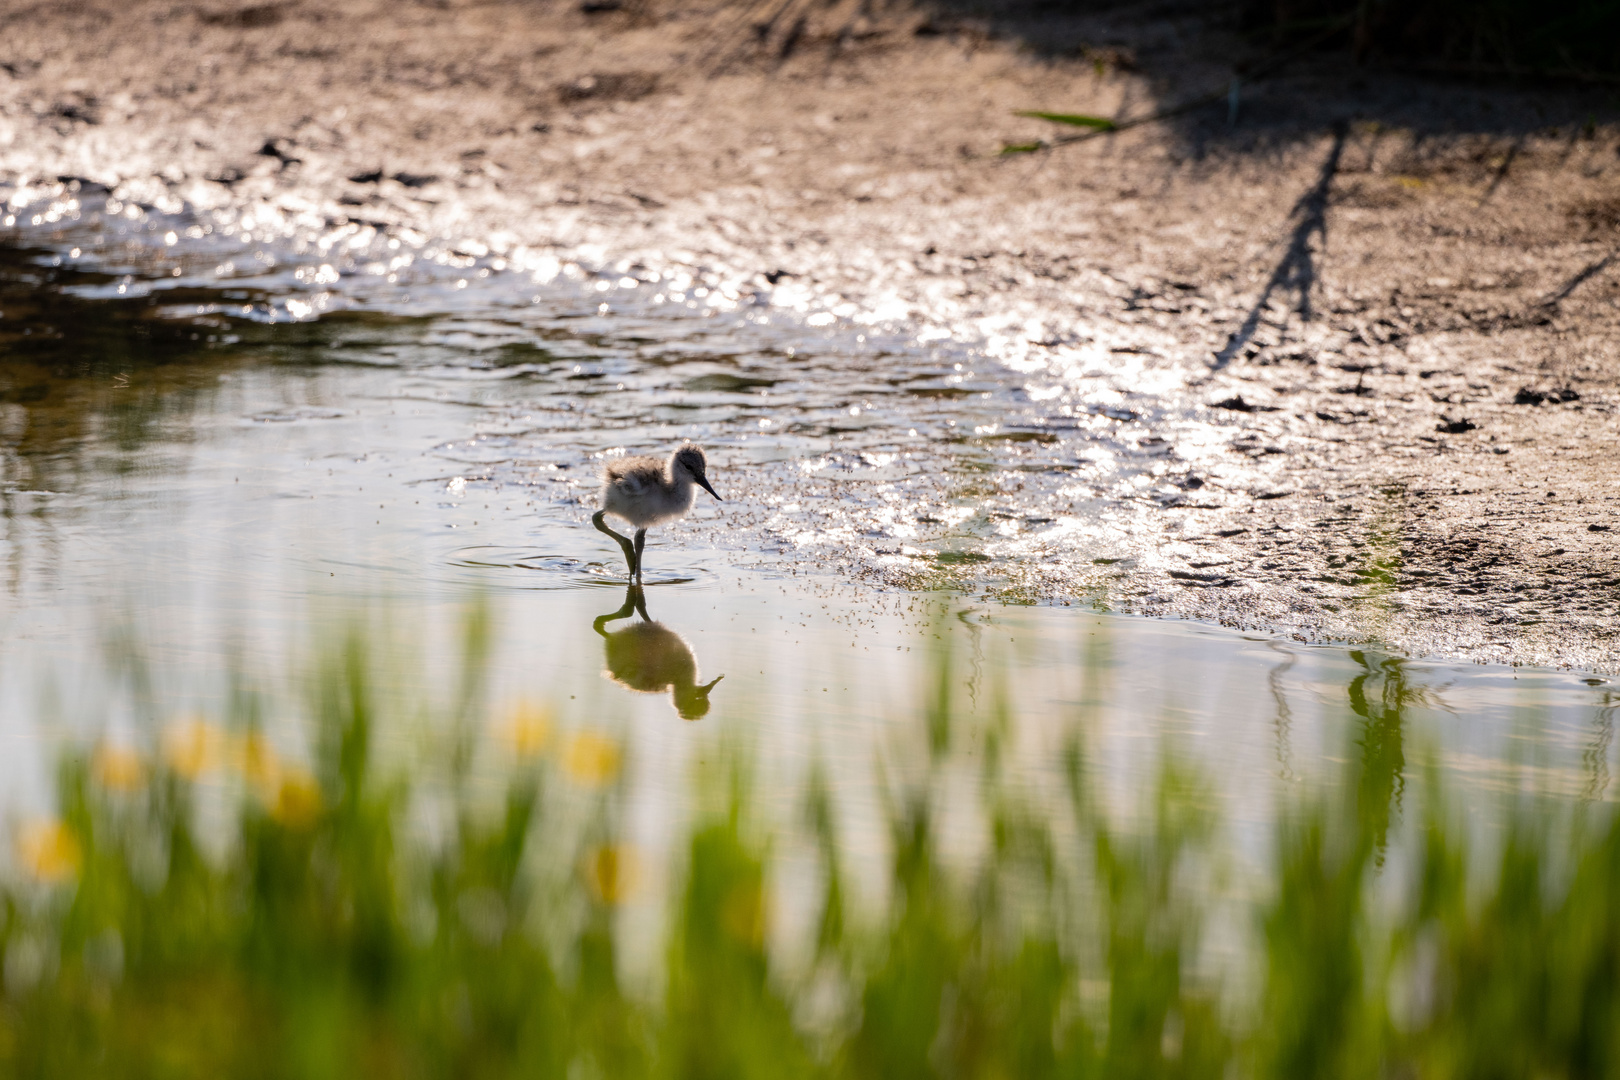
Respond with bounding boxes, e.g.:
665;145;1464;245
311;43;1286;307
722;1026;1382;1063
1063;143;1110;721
600;455;695;528
599;446;713;529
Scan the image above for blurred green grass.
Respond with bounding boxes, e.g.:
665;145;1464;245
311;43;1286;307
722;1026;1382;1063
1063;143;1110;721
0;608;1616;1077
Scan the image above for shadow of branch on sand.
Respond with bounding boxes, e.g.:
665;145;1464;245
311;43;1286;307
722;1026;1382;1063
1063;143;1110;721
1541;249;1618;308
1213;121;1348;368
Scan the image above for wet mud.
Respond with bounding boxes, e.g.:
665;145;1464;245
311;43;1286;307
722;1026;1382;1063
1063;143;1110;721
4;0;1620;669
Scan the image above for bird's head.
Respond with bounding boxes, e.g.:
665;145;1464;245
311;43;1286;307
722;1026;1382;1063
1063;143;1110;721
674;675;724;720
672;445;721;501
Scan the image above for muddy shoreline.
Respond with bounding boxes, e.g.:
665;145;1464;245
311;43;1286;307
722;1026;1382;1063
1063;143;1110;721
4;0;1620;670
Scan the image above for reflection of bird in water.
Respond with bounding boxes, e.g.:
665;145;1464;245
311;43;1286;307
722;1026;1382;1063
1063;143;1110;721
591;445;721;583
594;585;723;720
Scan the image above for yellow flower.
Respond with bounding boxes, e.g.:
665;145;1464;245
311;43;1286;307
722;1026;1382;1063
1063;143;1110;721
271;770;322;829
91;744;146;792
582;845;638;905
163;717;224;779
236;731;281;799
17;820;81;884
499;702;553;759
563;733;622;787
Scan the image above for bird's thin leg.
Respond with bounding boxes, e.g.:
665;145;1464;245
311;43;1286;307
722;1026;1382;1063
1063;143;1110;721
593;586;642;636
593;511;638;580
633;529;647;583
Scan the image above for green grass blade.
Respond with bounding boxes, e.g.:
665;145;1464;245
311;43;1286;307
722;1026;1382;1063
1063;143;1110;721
1015;110;1118;130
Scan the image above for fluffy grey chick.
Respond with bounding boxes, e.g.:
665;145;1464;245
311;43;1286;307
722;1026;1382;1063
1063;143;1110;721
591;445;721;582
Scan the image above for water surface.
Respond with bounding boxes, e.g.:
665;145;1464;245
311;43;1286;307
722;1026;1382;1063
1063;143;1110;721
0;222;1614;876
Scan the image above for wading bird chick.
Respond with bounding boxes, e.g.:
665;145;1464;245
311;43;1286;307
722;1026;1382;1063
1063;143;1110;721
592;445;721;582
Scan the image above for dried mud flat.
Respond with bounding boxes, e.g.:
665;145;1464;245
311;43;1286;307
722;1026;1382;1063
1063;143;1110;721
3;0;1620;669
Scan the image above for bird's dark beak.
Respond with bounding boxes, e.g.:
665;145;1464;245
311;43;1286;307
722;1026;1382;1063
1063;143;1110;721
696;475;721;501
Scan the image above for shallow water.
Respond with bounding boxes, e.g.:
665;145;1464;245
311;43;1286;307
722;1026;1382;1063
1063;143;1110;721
0;181;1330;607
0;203;1615;873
